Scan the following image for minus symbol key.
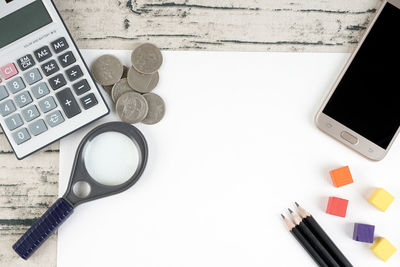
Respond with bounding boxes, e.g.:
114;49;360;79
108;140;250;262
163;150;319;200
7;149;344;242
72;79;90;96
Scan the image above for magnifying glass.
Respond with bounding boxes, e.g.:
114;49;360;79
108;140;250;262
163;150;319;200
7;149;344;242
13;122;148;260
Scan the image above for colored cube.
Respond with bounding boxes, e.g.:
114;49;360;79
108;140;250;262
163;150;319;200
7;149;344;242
368;188;395;212
326;197;348;218
353;223;375;243
329;166;354;187
370;237;397;262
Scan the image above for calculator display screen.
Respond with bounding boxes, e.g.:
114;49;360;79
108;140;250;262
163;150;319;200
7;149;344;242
0;1;52;49
323;2;400;149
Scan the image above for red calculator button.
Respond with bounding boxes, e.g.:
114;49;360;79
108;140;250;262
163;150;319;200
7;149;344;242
0;63;18;80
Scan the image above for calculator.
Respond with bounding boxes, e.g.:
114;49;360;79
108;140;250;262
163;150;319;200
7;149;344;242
0;0;109;159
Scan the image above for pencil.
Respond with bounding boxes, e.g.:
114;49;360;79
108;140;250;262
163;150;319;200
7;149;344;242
289;209;340;267
295;202;353;267
282;214;329;267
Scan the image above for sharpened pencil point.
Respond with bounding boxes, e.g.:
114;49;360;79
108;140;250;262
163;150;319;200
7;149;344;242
295;202;299;207
288;208;293;213
281;214;285;219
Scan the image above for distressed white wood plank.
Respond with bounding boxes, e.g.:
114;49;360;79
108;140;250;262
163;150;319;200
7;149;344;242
54;0;382;52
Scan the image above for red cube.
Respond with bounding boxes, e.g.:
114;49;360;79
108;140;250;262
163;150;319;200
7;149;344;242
326;197;349;218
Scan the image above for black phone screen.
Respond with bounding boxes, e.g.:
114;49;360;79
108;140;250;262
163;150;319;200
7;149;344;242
323;2;400;149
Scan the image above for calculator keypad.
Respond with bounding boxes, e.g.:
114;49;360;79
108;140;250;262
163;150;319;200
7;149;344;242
0;36;102;151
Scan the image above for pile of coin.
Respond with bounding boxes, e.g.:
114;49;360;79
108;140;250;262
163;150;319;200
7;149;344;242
91;43;165;125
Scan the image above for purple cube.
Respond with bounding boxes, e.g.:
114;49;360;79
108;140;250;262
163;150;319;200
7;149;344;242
353;223;375;243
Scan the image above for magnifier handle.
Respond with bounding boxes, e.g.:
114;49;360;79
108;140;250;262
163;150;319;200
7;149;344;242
13;198;74;260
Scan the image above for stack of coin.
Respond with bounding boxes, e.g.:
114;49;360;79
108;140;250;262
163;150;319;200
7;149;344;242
91;43;165;125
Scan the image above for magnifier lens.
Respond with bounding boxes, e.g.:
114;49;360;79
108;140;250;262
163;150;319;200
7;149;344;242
83;132;140;186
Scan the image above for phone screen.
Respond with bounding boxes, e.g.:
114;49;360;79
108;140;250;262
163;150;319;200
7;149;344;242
323;2;400;149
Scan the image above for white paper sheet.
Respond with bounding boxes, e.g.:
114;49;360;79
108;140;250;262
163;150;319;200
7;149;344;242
58;50;400;266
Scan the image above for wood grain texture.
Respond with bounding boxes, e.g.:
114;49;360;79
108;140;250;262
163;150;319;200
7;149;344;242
54;0;382;52
1;0;382;266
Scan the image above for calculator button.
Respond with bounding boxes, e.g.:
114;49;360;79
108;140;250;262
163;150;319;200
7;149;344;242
34;46;52;62
0;100;16;117
51;37;69;54
41;60;60;77
58;51;76;68
23;68;42;85
73;79;90;95
12;128;31;145
29;119;48;136
31;82;50;99
65;65;83;82
0;85;8;101
80;93;98;110
46;110;65;127
0;63;18;80
22;105;40;122
56;88;81;118
17;54;35;71
7;77;25;94
39;96;57;113
49;73;67;90
14;91;33;108
5;113;23;131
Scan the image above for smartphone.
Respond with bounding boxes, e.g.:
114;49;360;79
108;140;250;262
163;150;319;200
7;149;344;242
315;0;400;161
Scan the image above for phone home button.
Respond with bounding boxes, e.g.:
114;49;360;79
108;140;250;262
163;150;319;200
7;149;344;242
340;131;359;145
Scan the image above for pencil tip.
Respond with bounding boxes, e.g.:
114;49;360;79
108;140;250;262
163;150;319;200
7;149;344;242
281;214;285;219
295;202;299;207
288;208;293;213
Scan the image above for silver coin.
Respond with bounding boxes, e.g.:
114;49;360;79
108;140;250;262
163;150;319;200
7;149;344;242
131;43;163;74
111;78;135;103
142;93;165;125
91;55;123;86
116;92;149;124
127;66;159;93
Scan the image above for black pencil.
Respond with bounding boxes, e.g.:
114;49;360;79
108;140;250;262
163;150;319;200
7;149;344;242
289;209;340;267
282;214;329;267
295;202;353;267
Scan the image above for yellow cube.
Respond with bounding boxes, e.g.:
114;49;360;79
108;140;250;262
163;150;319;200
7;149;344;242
370;237;397;262
368;188;395;212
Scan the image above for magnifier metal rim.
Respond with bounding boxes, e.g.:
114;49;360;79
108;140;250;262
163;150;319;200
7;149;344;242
63;122;148;207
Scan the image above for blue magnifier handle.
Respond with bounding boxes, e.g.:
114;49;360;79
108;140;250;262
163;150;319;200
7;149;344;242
13;198;74;260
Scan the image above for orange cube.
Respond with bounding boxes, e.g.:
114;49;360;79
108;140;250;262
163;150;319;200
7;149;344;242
330;166;354;187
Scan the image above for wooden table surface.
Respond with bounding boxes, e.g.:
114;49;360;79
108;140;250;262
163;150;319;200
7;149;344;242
0;0;381;266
